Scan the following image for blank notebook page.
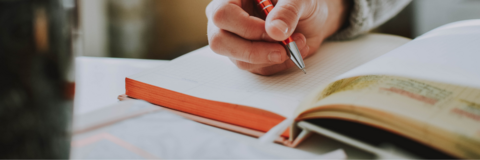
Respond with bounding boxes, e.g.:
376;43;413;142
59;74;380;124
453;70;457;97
339;20;480;89
128;34;410;117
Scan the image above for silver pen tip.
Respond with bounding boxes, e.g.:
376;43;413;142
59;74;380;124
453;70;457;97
301;68;307;74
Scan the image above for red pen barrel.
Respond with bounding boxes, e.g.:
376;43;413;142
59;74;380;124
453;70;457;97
255;0;293;45
282;37;294;45
256;0;274;14
254;0;306;72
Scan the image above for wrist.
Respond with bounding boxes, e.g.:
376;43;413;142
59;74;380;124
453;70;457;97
321;0;352;39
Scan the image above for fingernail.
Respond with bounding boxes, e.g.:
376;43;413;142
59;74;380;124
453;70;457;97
293;35;304;45
268;51;282;63
292;34;299;41
272;20;288;36
301;46;309;57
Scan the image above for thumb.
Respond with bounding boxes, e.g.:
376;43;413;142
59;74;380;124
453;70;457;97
265;0;307;41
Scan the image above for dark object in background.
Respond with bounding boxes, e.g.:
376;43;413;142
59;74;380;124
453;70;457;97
107;0;154;58
375;2;414;39
307;119;456;159
0;0;77;158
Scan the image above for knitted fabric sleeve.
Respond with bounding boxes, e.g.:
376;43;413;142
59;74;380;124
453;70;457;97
329;0;412;40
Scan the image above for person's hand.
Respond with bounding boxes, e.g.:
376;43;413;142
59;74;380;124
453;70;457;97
206;0;350;75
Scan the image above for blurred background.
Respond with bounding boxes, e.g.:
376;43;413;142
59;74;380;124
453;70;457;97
81;0;210;59
79;0;480;59
0;0;478;158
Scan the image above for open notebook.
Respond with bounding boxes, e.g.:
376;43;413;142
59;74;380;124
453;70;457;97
125;20;480;158
125;33;409;139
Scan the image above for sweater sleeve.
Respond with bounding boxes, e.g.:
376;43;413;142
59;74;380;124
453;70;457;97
329;0;412;40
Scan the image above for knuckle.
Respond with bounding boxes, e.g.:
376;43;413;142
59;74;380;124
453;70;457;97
243;24;254;39
243;22;261;39
209;31;224;53
245;44;259;63
212;5;227;27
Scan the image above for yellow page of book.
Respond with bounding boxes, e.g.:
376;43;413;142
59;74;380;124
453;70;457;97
291;20;480;158
295;20;480;118
298;75;480;158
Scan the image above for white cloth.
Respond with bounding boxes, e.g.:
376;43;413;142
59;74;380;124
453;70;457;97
330;0;412;40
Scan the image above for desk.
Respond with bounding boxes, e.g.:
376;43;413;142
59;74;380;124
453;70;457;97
71;57;376;159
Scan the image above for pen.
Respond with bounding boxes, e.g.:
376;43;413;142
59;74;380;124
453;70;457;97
255;0;307;74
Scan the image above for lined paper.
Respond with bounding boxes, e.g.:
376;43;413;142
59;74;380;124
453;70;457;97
129;34;409;117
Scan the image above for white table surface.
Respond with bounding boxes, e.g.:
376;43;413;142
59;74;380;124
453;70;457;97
74;56;168;115
72;56;373;159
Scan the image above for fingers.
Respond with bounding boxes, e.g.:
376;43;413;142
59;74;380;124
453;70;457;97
233;56;293;75
235;44;309;75
210;28;291;64
230;33;310;75
206;0;312;75
252;61;295;75
265;0;313;41
207;1;284;65
208;0;273;41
